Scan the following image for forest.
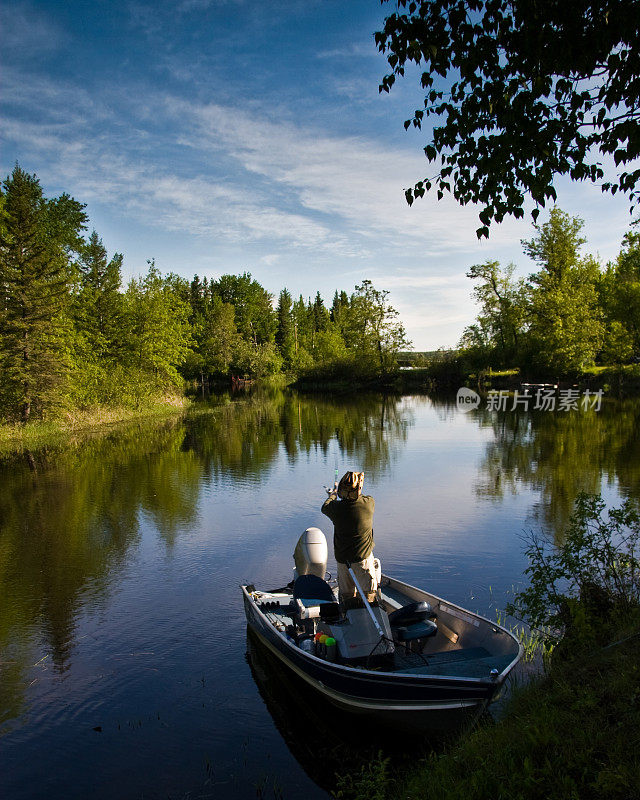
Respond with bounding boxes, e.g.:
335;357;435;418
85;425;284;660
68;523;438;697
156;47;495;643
0;166;409;423
2;165;639;425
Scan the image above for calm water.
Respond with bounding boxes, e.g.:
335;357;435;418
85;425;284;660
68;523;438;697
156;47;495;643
1;390;639;799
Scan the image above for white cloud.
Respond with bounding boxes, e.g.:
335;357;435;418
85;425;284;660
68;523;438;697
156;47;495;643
0;1;67;54
3;69;525;265
2;61;637;349
169;95;528;257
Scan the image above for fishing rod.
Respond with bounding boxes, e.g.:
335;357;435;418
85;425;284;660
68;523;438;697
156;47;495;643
323;464;339;496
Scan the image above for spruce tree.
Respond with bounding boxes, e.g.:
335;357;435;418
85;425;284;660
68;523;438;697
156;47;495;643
76;230;123;359
0;166;86;421
275;288;294;364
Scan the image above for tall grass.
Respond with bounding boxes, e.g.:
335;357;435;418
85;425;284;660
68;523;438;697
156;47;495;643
0;396;192;458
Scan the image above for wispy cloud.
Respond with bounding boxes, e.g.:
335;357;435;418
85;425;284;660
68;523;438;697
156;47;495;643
3;68;524;264
316;43;378;60
0;1;67;54
168;95;528;256
3;47;633;348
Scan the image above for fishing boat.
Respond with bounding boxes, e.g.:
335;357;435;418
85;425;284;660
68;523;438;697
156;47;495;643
242;528;523;729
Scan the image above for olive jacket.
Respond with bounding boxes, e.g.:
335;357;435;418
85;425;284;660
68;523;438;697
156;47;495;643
321;494;375;564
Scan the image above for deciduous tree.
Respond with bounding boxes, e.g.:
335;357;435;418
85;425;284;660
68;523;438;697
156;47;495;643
211;272;275;345
524;210;603;372
375;0;640;237
123;261;193;387
348;280;411;370
464;260;526;366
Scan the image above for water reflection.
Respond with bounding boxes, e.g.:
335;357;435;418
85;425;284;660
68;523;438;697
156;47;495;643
467;399;640;532
0;391;409;735
184;389;411;481
1;389;639;798
0;418;197;729
245;628;446;795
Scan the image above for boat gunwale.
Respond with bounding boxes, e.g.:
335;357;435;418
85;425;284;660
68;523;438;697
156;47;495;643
247;623;483;713
380;574;525;680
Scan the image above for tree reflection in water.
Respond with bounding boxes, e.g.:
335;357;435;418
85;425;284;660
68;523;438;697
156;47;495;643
466;398;640;535
0;390;410;731
2;389;638;748
182;388;410;482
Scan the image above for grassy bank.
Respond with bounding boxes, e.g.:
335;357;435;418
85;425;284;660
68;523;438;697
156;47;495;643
399;612;639;800
0;395;192;457
335;610;640;800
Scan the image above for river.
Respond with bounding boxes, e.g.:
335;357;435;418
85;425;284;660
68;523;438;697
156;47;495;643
1;388;638;799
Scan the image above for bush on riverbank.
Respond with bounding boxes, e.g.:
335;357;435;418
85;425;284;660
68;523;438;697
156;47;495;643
334;612;640;800
293;359;404;392
395;610;640;800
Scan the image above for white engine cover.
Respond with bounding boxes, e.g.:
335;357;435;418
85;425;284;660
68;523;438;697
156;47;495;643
293;527;328;579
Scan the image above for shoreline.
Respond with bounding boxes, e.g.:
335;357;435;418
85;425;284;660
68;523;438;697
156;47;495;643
2;367;639;458
292;363;640;395
374;606;640;800
0;397;193;459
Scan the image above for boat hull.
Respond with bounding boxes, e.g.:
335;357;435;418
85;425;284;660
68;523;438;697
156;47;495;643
242;585;504;727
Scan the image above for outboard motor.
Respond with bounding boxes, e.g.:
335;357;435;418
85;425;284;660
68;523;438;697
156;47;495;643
293;527;328;579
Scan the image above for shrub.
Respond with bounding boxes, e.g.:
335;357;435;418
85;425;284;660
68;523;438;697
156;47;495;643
507;493;640;646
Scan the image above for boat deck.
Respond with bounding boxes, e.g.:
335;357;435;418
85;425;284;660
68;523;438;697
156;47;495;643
390;646;513;678
254;584;515;680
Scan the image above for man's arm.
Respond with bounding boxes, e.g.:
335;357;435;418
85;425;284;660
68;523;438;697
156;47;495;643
321;490;337;517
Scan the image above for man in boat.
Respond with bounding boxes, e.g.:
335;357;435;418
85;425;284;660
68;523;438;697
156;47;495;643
321;471;377;605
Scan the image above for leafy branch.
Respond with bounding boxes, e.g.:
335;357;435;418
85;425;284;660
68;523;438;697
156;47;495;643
506;493;640;646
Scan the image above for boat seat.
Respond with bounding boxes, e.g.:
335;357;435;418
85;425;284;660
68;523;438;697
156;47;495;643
394;619;438;642
293;574;335;604
388;601;436;628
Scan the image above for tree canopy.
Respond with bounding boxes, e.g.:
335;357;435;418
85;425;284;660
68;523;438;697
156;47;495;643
375;0;640;237
458;207;640;373
0;166;87;420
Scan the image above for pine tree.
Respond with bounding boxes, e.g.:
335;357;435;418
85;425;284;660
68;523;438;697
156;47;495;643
0;165;87;421
312;291;330;333
275;288;295;365
76;230;124;359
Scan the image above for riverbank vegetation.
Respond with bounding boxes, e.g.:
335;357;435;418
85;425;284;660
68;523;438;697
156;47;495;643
457;208;640;378
335;494;640;800
0;166;409;426
3;165;640;431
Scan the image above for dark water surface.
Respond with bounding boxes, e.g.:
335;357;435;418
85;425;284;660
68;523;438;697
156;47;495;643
1;390;639;799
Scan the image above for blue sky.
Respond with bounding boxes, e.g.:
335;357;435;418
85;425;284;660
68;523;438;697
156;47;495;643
1;0;637;349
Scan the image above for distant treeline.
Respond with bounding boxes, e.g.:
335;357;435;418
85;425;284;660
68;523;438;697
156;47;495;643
456;208;640;375
0;166;409;422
